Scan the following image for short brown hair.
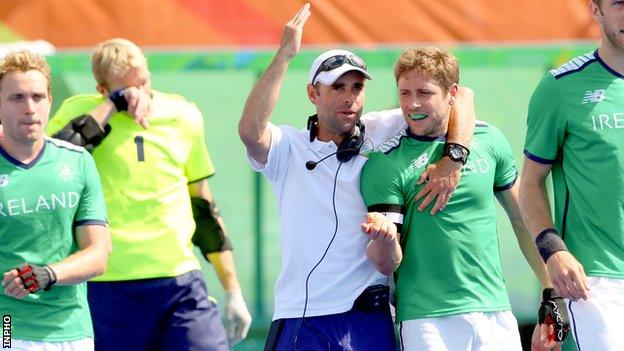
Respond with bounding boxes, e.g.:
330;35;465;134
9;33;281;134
0;50;51;92
91;38;146;90
394;47;459;92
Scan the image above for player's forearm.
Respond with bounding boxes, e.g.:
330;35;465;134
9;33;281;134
512;222;552;288
366;237;402;276
48;238;110;285
88;99;117;128
519;175;554;238
207;250;242;293
446;86;475;147
238;53;291;151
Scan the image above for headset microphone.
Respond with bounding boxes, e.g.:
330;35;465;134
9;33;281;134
305;161;318;171
305;148;359;171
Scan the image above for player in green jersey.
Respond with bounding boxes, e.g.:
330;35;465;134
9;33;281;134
520;0;624;350
46;38;251;350
0;50;110;351
361;47;551;350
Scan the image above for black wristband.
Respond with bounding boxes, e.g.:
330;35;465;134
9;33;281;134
535;228;568;263
109;88;128;112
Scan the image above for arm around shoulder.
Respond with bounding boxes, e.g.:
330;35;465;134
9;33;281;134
447;86;475;147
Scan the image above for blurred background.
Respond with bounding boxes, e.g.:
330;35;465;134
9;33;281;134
1;0;598;349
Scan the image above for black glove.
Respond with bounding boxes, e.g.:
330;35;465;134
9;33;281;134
16;263;57;293
538;288;570;342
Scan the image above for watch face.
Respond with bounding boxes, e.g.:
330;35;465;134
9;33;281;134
450;146;463;160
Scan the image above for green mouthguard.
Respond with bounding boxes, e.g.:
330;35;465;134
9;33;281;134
409;113;428;120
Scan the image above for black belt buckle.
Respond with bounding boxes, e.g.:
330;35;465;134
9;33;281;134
353;284;389;312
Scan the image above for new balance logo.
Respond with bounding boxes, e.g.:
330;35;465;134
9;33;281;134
410;153;429;172
582;89;606;104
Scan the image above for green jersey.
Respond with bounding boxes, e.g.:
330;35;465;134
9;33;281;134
525;51;624;278
361;123;518;321
0;138;107;341
47;91;215;281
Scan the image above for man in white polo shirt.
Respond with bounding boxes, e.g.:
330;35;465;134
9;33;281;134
238;4;475;350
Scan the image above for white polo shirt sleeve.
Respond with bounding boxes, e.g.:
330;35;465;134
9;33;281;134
247;122;291;183
361;108;406;147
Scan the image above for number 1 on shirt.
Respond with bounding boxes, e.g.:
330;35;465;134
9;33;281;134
134;135;145;162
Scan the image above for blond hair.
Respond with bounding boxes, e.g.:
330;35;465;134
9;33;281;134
394;47;459;92
0;50;51;92
91;38;146;90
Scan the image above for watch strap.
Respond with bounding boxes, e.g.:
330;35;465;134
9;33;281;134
443;142;470;165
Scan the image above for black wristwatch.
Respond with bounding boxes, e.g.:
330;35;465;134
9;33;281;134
443;142;470;165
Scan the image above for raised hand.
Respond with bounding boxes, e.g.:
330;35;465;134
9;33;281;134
278;3;311;60
122;86;151;129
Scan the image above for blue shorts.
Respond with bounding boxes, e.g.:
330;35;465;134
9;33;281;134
265;290;395;351
87;270;228;351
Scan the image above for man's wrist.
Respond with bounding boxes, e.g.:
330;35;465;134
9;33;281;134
43;265;57;291
108;88;128;112
440;155;463;170
225;289;242;296
535;228;568;263
443;142;470;165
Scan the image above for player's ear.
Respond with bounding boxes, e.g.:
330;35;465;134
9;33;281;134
589;0;603;23
448;84;458;106
307;83;319;105
96;84;108;96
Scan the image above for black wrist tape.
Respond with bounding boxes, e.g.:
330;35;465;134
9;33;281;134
109;89;128;112
535;228;568;263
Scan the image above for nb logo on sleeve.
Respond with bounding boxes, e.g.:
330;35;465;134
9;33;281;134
581;89;606;104
0;174;8;187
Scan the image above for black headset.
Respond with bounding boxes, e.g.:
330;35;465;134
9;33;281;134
306;114;365;165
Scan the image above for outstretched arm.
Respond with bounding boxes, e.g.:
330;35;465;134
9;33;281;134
414;86;475;214
238;3;311;164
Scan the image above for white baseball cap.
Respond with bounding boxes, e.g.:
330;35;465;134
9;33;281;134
308;49;372;85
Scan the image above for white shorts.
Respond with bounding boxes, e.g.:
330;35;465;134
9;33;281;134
399;311;521;351
568;276;624;351
10;338;93;351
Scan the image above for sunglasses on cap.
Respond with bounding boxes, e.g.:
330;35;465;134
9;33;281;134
311;54;367;84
